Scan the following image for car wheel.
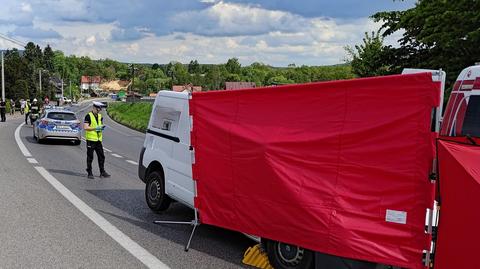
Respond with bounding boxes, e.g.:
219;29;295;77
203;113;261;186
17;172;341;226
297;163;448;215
145;171;171;212
265;239;314;269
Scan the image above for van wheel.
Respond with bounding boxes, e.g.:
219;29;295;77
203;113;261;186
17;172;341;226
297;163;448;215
145;171;171;212
265;239;314;269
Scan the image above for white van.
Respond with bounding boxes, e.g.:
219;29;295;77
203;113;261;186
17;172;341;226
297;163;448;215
138;91;194;212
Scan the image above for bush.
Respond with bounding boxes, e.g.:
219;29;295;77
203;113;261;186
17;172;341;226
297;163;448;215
107;102;153;132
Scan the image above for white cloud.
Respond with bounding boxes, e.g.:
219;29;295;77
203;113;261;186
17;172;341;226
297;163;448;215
0;0;406;66
86;35;96;46
126;43;140;54
170;2;310;36
21;3;32;13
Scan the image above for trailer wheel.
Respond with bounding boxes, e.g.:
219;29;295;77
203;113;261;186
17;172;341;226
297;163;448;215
265;239;314;269
145;171;171;212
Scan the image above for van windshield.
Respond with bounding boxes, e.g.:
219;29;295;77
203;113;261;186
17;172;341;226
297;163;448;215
461;95;480;137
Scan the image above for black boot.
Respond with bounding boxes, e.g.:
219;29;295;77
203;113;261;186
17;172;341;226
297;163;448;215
100;171;111;178
86;169;94;179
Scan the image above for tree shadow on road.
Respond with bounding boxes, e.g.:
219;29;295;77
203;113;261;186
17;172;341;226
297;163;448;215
88;189;251;266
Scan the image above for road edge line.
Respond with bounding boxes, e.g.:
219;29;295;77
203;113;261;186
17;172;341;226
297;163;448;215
33;167;169;269
14;122;32;157
15;122;169;269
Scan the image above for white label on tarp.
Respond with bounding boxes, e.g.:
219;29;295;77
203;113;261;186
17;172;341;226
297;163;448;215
386;209;407;224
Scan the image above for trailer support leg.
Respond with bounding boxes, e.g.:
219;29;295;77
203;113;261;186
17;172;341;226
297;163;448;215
153;208;200;252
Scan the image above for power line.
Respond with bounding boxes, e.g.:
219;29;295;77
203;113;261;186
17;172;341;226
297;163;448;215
0;33;26;48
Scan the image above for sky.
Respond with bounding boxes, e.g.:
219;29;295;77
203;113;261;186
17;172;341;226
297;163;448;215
0;0;415;66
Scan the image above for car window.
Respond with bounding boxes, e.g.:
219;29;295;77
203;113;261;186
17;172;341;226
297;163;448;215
461;95;480;137
47;112;77;121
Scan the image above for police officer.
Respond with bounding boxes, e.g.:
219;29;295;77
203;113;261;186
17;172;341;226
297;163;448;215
83;101;111;179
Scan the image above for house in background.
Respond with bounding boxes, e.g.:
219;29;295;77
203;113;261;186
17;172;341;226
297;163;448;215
80;76;102;92
172;84;202;93
225;82;256;90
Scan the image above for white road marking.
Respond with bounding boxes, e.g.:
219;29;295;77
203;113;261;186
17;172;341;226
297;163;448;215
15;123;32;157
111;153;123;158
15;122;169;269
27;158;38;164
126;160;138;165
34;167;169;269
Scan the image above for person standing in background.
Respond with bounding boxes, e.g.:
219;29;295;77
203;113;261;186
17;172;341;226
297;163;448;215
10;99;15;115
0;100;6;122
20;99;25;115
24;100;30;124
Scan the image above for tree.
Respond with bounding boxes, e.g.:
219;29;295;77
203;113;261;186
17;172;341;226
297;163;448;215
168;62;190;85
205;66;224;90
188;60;201;74
345;31;390;77
372;0;480;89
226;58;241;74
43;45;55;72
267;75;294;85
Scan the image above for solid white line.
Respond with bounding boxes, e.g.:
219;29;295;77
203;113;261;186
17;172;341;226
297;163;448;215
14;123;32;157
111;153;123;158
34;166;169;269
104;148;112;153
126;160;138;165
27;158;38;164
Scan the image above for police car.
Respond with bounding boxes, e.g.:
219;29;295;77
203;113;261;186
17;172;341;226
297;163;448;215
33;108;82;145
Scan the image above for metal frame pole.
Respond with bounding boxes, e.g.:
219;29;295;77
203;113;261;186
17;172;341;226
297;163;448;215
39;69;42;96
1;51;4;102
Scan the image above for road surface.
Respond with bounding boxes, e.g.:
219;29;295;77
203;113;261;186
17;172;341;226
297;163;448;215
0;101;251;268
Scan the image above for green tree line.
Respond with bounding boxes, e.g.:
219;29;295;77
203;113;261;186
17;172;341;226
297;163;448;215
3;42;355;101
346;0;480;96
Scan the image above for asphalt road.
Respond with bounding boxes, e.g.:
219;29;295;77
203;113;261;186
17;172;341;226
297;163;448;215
0;101;251;268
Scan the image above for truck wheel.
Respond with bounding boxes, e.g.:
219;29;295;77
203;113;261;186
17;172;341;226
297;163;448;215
265;239;314;269
145;171;171;212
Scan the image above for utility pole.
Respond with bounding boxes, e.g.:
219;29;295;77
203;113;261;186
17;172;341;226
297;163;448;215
0;34;26;101
131;63;135;103
1;51;4;102
69;80;72;100
39;69;42;96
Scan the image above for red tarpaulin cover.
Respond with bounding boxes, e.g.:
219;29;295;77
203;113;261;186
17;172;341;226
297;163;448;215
190;73;440;268
435;140;480;269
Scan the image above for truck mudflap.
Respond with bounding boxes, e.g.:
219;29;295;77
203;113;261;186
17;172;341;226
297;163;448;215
138;147;147;183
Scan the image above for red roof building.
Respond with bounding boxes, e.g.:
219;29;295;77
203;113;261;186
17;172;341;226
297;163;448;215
225;82;256;90
172;84;202;93
80;76;102;91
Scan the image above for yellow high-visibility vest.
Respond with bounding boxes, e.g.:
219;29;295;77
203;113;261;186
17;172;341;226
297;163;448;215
85;112;103;142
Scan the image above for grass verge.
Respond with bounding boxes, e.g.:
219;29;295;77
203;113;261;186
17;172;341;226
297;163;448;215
107;102;152;133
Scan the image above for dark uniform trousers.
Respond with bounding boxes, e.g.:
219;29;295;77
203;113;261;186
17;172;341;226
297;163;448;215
86;140;106;174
